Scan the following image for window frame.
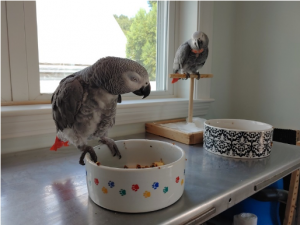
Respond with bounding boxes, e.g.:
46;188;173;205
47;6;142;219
4;1;176;102
1;1;12;102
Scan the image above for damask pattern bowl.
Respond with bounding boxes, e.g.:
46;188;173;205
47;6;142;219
84;139;186;213
204;119;273;159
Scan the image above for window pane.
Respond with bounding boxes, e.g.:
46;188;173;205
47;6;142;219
36;1;161;94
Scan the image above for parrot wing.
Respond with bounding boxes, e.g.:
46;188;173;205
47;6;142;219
173;42;190;74
51;75;83;131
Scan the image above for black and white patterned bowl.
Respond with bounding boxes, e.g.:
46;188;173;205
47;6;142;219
204;119;273;159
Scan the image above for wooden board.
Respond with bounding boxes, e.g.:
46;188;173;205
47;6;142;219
284;169;300;225
283;134;300;225
145;118;203;145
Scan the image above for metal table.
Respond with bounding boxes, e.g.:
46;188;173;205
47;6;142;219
2;133;300;225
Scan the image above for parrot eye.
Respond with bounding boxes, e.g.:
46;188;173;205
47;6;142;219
131;77;138;82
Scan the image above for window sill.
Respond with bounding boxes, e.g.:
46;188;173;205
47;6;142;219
1;98;214;140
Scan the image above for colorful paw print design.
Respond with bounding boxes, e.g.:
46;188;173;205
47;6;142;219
163;187;168;193
132;184;139;192
152;182;159;190
143;191;151;198
102;187;108;194
175;176;180;183
108;181;115;188
181;179;184;185
119;189;126;196
94;178;99;185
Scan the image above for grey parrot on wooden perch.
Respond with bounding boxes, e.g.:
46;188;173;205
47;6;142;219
172;31;209;83
50;56;151;165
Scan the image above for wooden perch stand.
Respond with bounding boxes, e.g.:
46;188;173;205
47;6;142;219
146;73;213;145
169;74;213;79
169;74;213;123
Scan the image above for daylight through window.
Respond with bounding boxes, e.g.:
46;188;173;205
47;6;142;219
36;1;161;94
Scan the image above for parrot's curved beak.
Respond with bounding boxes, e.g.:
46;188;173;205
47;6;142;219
133;84;151;99
197;40;203;49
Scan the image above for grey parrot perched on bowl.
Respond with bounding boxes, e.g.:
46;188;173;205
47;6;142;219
172;31;209;83
50;56;151;165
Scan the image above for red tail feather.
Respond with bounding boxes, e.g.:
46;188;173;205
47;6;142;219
172;78;179;83
50;136;69;151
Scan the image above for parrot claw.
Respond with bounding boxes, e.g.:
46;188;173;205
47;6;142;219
79;157;85;166
79;145;98;166
196;72;201;80
100;137;122;159
184;73;190;80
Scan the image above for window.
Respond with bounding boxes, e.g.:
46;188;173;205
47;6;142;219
2;1;175;102
2;1;214;153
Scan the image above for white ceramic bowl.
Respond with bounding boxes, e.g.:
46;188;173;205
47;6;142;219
84;139;186;213
204;119;273;159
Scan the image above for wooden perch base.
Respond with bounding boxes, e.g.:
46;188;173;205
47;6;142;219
145;118;203;145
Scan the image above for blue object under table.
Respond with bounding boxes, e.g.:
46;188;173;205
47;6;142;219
2;133;300;225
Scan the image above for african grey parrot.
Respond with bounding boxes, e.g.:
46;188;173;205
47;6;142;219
50;56;151;165
172;31;209;83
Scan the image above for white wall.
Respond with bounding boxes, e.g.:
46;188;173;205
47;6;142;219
232;2;300;129
208;1;300;130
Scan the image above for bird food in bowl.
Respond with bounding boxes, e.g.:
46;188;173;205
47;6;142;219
84;139;186;213
204;119;273;159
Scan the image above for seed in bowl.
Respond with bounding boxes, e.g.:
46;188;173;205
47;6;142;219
123;159;165;169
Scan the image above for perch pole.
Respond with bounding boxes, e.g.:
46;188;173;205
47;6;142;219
188;77;195;122
169;74;213;123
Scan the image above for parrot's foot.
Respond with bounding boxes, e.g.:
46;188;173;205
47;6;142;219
99;137;122;159
184;73;190;80
196;72;201;80
79;145;97;166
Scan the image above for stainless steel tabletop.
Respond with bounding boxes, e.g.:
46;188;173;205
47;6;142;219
2;133;300;225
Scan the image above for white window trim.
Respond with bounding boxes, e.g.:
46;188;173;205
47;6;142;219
1;98;214;153
194;1;214;100
1;2;12;102
1;1;215;153
1;98;214;139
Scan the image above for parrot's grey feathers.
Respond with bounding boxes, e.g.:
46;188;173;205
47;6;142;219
182;48;209;74
52;76;83;131
173;31;209;75
51;56;150;165
173;42;190;73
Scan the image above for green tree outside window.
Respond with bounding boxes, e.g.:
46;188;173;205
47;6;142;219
114;1;157;81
